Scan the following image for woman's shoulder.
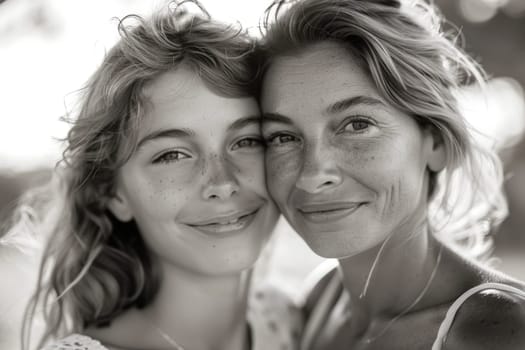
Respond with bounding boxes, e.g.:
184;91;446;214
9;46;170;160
41;334;108;350
439;281;525;350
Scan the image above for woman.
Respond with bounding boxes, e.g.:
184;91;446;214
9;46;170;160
257;0;525;349
20;2;301;350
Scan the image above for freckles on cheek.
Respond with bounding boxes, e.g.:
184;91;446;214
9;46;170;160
147;175;189;206
338;140;394;175
337;143;376;174
265;155;299;203
265;155;298;184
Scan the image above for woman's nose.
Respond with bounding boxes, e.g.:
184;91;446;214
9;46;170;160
295;145;342;194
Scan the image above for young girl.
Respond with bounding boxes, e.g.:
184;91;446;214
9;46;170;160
258;0;525;349
21;2;300;349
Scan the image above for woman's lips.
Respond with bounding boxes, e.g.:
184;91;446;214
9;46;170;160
186;208;259;235
297;202;363;224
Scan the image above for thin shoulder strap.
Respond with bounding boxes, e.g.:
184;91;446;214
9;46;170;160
432;282;525;350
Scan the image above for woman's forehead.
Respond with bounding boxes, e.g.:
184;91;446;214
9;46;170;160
261;42;378;112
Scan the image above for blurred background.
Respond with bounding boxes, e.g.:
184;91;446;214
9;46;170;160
0;0;524;295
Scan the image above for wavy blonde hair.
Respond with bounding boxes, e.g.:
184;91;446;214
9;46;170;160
22;1;259;348
257;0;507;257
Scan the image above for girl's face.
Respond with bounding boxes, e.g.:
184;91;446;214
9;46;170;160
260;42;445;258
108;66;278;275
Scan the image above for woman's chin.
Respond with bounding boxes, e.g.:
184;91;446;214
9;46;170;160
301;231;382;259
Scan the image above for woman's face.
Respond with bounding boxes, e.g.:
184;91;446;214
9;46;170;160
108;66;278;275
260;42;444;258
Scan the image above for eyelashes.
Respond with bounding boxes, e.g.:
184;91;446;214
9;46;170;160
337;116;376;134
231;136;263;150
153;150;190;164
152;136;263;165
265;133;301;147
263;115;378;148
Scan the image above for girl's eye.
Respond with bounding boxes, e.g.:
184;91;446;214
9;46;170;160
153;150;190;164
232;137;263;150
266;133;300;146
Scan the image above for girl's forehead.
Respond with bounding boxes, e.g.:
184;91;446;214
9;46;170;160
143;66;200;102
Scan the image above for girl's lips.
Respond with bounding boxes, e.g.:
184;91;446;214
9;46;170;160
186;209;259;236
186;207;259;226
298;202;363;224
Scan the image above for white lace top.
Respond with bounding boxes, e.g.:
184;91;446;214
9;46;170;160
41;284;302;350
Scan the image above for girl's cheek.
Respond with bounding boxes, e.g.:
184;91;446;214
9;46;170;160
145;172;190;203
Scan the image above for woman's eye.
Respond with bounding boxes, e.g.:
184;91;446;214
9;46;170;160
153;150;190;164
232;137;263;150
348;121;369;131
266;133;300;146
340;118;374;133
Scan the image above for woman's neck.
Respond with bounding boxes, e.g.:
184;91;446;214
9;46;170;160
143;262;252;350
338;222;443;329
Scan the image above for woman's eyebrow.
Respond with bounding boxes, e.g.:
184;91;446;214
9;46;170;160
325;96;385;115
136;128;194;149
261;112;293;124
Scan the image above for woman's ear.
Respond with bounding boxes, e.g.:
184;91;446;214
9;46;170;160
423;124;446;172
107;189;133;222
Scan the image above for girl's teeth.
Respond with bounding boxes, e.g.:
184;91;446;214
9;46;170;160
219;217;240;225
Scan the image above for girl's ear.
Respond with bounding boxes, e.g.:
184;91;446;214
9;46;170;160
107;189;133;222
423;124;446;172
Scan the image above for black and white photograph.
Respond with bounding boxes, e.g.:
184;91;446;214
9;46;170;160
1;0;525;349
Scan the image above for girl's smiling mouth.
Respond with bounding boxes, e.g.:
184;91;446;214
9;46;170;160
185;208;260;235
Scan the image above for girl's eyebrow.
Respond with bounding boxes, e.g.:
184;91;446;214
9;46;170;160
137;128;194;150
227;115;262;131
137;115;261;150
325;95;385;115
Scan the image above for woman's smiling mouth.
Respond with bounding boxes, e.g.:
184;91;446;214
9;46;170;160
297;202;364;224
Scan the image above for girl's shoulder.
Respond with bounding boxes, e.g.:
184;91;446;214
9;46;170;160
435;281;525;350
249;283;304;350
296;260;340;315
41;334;108;350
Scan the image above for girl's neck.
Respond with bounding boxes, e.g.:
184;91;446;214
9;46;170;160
89;263;252;350
143;262;252;350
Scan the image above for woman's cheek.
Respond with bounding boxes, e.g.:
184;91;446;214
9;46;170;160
265;150;300;195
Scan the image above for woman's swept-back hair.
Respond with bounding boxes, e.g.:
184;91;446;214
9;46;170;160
258;0;507;257
22;1;258;348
